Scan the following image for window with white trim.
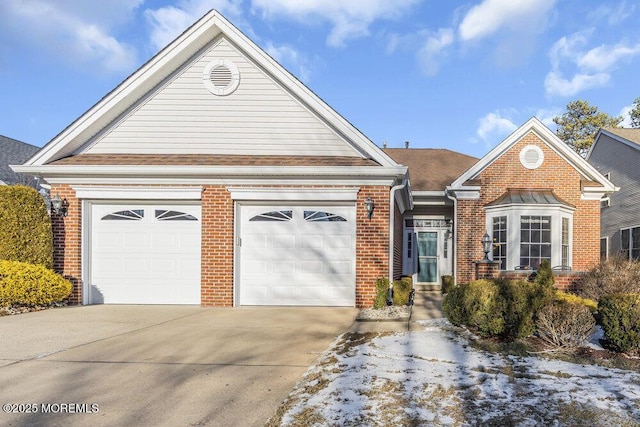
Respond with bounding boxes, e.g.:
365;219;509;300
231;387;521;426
249;210;292;222
621;226;640;260
486;207;573;270
492;216;507;270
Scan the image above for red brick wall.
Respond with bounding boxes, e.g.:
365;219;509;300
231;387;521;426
456;131;601;284
356;186;390;307
200;186;234;306
50;184;82;304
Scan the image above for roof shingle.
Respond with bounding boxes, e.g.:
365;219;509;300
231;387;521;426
384;148;478;191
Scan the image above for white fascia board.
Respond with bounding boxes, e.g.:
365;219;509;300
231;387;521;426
228;187;359;201
71;186;202;200
12;164;406;178
446;186;481;200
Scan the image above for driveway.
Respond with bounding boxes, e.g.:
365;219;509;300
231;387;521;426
0;305;358;426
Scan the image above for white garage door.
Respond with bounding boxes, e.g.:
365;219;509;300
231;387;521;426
89;204;201;304
239;205;355;306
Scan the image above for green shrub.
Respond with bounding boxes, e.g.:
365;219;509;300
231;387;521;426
462;279;506;337
392;276;412;306
496;278;553;339
443;278;555;339
0;260;72;306
0;185;53;268
441;275;455;294
579;256;640;300
536;301;595;352
534;259;555;288
373;277;389;309
555;291;597;313
442;284;467;326
598;294;640;354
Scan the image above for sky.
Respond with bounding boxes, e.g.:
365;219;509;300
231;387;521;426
0;0;639;158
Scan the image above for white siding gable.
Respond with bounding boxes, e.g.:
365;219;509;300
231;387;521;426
83;37;362;157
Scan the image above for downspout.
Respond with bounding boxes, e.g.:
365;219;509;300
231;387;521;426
388;177;410;304
446;189;457;283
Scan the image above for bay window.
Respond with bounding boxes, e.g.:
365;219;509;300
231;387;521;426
485;190;574;270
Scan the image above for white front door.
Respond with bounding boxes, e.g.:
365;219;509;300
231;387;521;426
239;205;355;306
89;204;201;304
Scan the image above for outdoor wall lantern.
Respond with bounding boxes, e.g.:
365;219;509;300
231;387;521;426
50;194;69;217
364;197;375;219
481;232;492;260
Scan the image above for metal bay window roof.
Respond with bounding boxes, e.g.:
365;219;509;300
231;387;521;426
485;189;575;209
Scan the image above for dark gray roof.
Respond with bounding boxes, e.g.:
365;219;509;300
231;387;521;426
0;135;39;185
486;189;575;208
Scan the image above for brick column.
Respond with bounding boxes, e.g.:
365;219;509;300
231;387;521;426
474;260;500;280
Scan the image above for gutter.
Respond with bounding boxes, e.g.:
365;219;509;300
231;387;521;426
446;189;458;283
388;177;411;303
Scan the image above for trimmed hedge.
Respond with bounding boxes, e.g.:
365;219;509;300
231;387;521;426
0;260;72;306
442;278;555;339
599;294;640;354
392;276;413;306
373;277;389;309
0;185;53;268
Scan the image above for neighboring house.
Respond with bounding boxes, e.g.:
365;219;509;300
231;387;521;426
0;135;39;186
586;128;640;260
13;11;615;307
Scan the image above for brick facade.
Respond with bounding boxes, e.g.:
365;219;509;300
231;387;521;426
456;131;601;285
50;184;82;304
50;183;390;309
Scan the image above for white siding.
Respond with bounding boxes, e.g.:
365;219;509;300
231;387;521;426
85;38;361;157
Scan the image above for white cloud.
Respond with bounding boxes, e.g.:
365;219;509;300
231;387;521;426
589;1;637;26
250;0;421;47
475;111;518;146
578;43;640;72
544;71;610;97
620;104;634;127
145;0;244;51
416;29;454;76
545;33;640;97
534;108;562;129
458;0;556;42
265;42;313;82
0;0;140;73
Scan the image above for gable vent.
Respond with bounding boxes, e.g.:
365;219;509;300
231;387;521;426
203;59;240;96
519;145;544;169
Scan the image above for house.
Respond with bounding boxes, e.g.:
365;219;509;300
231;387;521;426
13;10;615;307
0;135;39;186
586;128;640;260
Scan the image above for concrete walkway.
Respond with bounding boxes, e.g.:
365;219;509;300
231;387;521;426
349;290;444;333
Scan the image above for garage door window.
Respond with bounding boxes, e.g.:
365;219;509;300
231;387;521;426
304;210;347;222
101;209;144;220
249;210;292;221
155;209;198;221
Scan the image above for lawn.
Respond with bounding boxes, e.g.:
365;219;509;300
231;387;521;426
268;318;640;426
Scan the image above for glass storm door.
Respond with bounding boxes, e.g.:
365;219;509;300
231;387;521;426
417;232;438;283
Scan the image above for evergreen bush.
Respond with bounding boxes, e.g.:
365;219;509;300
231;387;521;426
373;277;389;309
0;260;72;306
0;185;53;268
598;294;640;354
392;276;412;306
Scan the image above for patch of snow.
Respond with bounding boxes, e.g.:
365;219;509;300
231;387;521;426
279;318;640;426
